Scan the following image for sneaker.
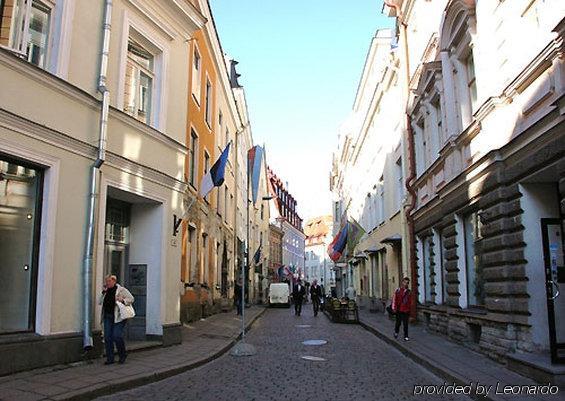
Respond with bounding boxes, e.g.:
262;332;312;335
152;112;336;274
404;337;409;341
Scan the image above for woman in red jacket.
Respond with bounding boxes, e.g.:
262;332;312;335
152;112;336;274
392;277;411;341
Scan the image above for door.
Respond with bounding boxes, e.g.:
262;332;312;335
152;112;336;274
125;264;147;341
541;218;565;363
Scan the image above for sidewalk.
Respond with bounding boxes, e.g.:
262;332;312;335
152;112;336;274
0;307;266;401
358;310;561;401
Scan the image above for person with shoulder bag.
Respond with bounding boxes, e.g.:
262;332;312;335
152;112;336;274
99;274;135;364
392;277;411;341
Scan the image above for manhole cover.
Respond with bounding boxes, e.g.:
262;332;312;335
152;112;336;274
301;356;326;361
302;339;328;346
296;324;311;328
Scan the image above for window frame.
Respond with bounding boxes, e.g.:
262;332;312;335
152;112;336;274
1;0;54;68
204;77;212;128
191;45;201;105
124;37;155;125
189;129;199;188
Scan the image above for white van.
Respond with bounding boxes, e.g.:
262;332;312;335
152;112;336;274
269;283;290;307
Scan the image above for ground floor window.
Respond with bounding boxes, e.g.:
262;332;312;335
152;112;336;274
0;155;43;334
463;211;485;307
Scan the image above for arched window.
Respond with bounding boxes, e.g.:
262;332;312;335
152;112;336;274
439;0;477;133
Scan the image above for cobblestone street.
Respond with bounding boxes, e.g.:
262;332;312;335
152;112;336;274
98;307;468;401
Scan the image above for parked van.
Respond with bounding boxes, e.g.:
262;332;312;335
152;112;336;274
269;283;290;307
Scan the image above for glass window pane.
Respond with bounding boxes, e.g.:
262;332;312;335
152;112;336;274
0;158;41;333
138;71;152;124
27;1;50;68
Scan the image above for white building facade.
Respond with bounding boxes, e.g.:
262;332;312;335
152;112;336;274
385;0;565;372
304;216;335;291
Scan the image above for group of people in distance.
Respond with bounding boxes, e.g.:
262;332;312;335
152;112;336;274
291;279;324;316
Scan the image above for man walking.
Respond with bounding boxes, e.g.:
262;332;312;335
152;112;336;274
292;280;306;316
310;280;323;316
392;277;412;341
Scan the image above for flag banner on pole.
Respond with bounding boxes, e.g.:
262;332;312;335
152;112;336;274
346;218;366;255
253;245;262;265
247;145;264;204
327;222;348;262
200;142;231;199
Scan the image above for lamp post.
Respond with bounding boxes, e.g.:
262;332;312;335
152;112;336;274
231;179;272;357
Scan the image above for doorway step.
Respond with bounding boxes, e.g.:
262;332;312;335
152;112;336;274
507;352;565;387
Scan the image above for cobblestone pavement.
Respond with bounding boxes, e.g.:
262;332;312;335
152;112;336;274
97;306;469;401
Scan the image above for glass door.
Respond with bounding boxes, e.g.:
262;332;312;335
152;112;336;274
0;157;42;333
541;218;565;363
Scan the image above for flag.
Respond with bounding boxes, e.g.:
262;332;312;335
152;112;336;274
200;142;231;198
247;145;264;204
327;223;348;262
253;245;262;265
346;218;366;255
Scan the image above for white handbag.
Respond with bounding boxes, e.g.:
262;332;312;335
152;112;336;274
117;301;136;320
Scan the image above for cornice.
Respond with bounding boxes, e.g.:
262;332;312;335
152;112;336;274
0;108;187;193
0;47;99;109
109;107;188;154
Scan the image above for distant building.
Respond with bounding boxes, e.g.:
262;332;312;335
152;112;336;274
268;167;305;278
304;216;335;291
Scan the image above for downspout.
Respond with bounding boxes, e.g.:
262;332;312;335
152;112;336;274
385;0;418;318
83;0;112;351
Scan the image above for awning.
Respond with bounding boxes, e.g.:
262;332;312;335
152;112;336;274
364;248;380;254
381;234;402;245
354;252;368;259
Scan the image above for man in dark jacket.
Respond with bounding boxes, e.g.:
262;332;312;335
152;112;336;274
292;280;306;316
310;280;323;316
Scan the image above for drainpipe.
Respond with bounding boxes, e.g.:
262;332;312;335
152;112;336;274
83;0;112;351
384;0;418;318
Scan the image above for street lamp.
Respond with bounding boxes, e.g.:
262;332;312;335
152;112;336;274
231;189;272;357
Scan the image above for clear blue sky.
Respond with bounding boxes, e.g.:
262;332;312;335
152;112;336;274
210;0;393;221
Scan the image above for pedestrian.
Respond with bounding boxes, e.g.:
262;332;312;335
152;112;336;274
292;280;306;316
234;279;243;315
100;274;134;365
310;280;323;316
345;284;356;301
392;277;412;341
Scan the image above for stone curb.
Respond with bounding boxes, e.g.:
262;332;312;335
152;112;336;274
51;308;267;401
357;318;505;401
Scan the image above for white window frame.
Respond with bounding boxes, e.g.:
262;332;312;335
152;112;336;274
2;0;56;69
117;11;169;131
191;44;201;105
204;76;212;128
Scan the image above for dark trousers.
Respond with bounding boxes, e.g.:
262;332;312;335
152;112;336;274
294;299;303;315
312;297;320;316
395;311;409;338
235;298;243;315
103;313;127;362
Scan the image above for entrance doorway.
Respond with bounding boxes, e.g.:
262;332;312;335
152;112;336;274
104;197;147;341
541;219;565;363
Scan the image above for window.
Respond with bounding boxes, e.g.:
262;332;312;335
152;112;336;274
421;236;434;303
205;79;212;127
414;118;425;176
217;185;222;216
192;47;201;103
1;0;52;68
189;130;198;187
188;225;196;282
433;228;447;304
465;52;477;112
218;110;223;128
0;156;43;333
225;128;229;149
395;158;403;209
202;233;208;283
203;152;210;202
377;176;385;224
463;211;484;306
261;204;264;220
225;187;229;223
124;38;154;125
